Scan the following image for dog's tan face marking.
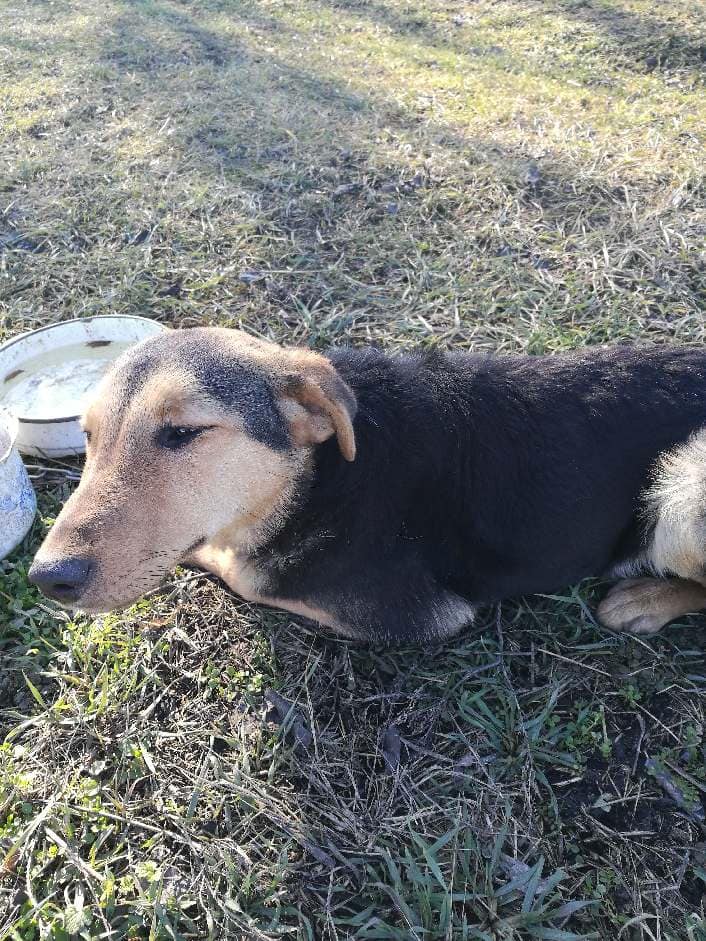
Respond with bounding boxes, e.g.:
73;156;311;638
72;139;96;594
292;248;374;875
30;328;357;613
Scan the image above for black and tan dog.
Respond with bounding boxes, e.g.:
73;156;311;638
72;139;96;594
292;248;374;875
28;328;706;641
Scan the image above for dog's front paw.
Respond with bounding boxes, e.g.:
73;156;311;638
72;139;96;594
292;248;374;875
598;577;706;635
598;578;672;634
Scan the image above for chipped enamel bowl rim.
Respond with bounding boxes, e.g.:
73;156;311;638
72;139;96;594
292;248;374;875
0;408;37;560
0;315;166;458
0;408;19;464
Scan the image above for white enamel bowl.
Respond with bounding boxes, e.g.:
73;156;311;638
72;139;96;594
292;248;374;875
0;410;37;559
0;316;165;458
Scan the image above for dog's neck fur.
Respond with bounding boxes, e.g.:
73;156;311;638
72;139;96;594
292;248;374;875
242;347;479;642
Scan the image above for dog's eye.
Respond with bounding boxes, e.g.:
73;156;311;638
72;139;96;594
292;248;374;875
157;425;208;450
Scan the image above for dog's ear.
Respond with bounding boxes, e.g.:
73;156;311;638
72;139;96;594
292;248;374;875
278;365;357;461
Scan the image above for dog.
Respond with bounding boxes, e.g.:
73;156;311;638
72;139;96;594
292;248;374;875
28;327;706;642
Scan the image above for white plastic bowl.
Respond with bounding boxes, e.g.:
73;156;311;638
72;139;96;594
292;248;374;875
0;410;36;559
0;316;165;457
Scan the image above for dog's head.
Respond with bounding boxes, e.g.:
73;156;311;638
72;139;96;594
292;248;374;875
29;327;356;612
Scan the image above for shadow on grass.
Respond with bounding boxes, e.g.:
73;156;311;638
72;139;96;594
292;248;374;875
3;0;704;341
544;0;706;74
93;0;704;325
311;0;706;78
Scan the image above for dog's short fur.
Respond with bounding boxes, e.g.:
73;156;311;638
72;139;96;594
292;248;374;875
29;328;706;641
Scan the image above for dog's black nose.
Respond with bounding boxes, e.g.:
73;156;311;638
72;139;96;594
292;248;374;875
28;557;93;603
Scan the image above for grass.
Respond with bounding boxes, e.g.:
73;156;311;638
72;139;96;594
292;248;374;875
1;0;705;937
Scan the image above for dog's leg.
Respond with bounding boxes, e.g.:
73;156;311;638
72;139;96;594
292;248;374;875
597;577;706;634
599;429;706;634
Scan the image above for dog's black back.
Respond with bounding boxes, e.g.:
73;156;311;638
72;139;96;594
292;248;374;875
254;344;706;642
